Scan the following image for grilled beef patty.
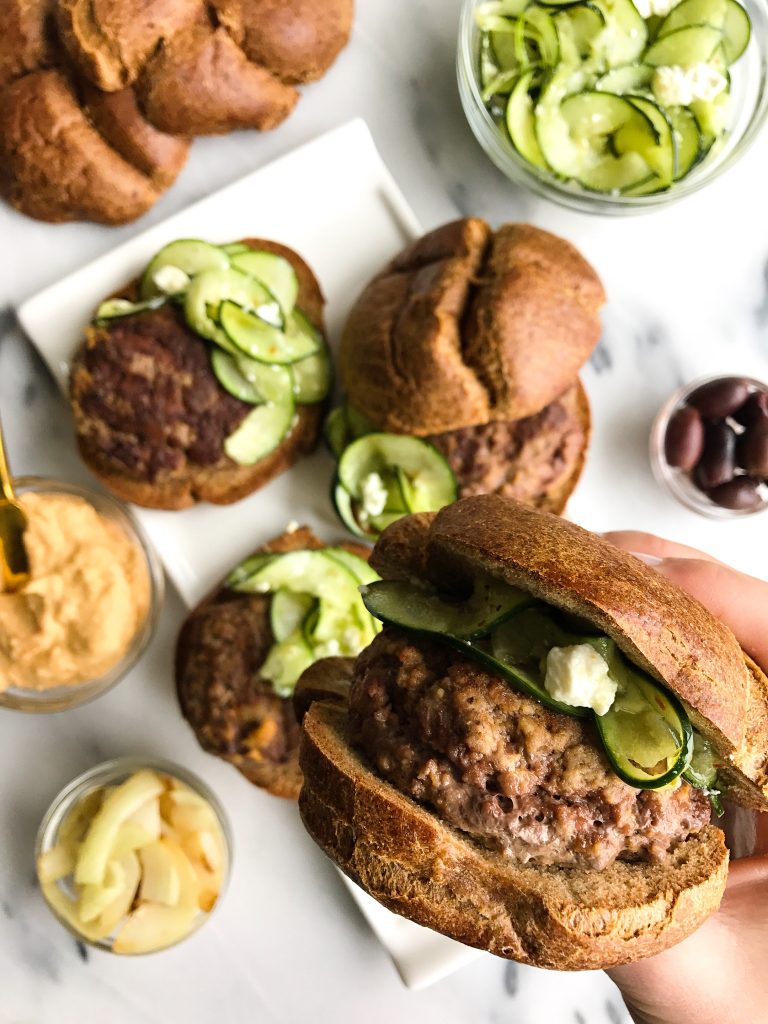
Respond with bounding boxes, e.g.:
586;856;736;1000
70;305;250;483
428;384;586;512
176;589;300;786
350;630;710;870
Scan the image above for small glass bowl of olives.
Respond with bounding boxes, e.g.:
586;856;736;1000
651;375;768;519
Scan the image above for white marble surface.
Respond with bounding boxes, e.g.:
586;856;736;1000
1;0;767;1020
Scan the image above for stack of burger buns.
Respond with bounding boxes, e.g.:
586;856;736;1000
0;0;354;223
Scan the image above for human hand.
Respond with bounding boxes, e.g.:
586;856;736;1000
602;532;768;1024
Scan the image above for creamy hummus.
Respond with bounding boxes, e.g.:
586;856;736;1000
0;493;150;691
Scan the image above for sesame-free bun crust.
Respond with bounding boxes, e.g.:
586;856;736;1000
0;0;353;224
70;237;326;510
340;220;605;435
299;701;729;970
369;498;768;807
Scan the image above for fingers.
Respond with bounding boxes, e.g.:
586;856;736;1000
722;805;768;859
652;558;768;670
727;850;768;887
609;856;768;1024
602;531;723;564
603;532;768;670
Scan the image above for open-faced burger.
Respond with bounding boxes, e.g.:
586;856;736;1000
175;525;378;799
70;238;331;509
297;495;768;968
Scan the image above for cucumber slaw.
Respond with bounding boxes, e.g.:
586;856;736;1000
361;575;721;802
94;239;332;467
228;547;381;696
474;0;751;195
325;408;459;540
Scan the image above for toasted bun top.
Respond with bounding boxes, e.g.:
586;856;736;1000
370;496;750;755
340;219;605;435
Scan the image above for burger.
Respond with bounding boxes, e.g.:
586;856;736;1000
327;220;603;540
176;525;377;799
70;236;330;509
297;495;768;968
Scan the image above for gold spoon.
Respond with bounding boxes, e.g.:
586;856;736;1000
0;413;30;591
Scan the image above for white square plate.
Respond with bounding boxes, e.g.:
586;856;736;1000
17;119;483;990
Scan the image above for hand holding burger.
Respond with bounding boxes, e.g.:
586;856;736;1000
603;532;768;1024
296;496;768;971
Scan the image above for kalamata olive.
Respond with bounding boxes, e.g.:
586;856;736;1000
664;405;704;470
733;390;768;427
708;477;764;511
688;378;751;419
694;421;736;490
737;423;768;478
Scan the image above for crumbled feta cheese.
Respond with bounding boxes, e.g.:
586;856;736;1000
152;265;190;295
255;302;282;327
285;520;299;534
314;639;341;658
544;644;618;717
633;0;679;16
360;472;388;518
342;626;363;653
687;62;729;102
652;63;728;107
253;581;271;594
653;65;694;105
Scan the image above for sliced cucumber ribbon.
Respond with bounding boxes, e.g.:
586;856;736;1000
362;578;700;791
97;238;333;467
477;0;750;195
328;428;458;540
228;547;380;697
93;296;168;322
683;732;724;814
359;577;535;641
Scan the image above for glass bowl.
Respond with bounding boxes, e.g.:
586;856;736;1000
457;0;768;214
35;756;232;955
0;477;163;712
650;375;768;518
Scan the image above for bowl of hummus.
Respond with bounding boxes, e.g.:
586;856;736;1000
0;478;163;711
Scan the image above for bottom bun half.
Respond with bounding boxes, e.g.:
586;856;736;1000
299;700;729;970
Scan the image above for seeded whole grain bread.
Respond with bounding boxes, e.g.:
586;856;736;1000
69;237;327;510
0;0;353;224
176;526;368;800
296;497;768;967
340;220;605;435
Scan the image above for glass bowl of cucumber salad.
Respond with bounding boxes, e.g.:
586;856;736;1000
457;0;768;211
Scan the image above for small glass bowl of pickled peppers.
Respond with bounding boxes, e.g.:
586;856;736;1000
651;375;768;518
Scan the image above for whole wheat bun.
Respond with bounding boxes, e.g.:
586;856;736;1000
176;526;368;800
340;220;605;435
296;497;768;967
69;237;327;510
370;497;768;806
0;0;352;224
0;70;182;225
299;701;729;970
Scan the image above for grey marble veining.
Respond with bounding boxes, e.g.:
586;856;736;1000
1;0;767;1020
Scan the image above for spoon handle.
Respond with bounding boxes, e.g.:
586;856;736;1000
0;410;16;503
